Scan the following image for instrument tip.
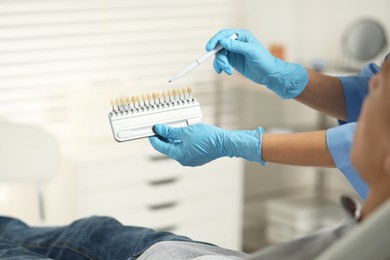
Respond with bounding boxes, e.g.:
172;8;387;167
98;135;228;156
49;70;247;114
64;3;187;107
168;80;171;83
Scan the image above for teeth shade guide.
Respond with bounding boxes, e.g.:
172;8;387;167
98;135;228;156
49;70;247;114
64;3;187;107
108;87;203;142
110;87;194;116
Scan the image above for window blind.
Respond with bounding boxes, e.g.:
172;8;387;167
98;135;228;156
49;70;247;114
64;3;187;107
0;0;242;132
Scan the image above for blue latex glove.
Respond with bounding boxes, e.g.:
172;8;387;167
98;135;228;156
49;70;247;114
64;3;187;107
206;29;309;99
149;124;265;167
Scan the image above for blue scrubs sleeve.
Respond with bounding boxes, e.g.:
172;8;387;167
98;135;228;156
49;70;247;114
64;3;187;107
338;63;380;123
326;123;368;200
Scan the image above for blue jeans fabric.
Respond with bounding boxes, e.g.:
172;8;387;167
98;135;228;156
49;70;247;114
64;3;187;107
0;215;195;260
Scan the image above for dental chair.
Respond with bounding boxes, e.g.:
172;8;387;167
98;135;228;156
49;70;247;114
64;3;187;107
0;120;59;222
315;197;390;260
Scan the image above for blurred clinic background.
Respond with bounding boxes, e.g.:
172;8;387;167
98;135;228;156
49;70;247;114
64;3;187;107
0;0;389;253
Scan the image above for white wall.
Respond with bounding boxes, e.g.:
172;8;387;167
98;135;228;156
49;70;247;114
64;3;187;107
243;0;390;67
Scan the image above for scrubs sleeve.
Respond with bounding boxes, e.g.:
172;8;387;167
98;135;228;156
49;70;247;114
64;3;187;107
338;63;380;122
326;123;368;200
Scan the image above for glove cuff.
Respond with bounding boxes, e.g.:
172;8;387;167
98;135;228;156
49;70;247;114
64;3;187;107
267;60;309;99
257;127;266;166
223;127;266;165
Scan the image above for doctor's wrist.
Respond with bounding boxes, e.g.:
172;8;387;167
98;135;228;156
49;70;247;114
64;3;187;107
223;127;266;165
267;61;309;99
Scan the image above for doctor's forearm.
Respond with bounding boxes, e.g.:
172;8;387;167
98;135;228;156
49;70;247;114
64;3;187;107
261;131;336;167
295;69;347;121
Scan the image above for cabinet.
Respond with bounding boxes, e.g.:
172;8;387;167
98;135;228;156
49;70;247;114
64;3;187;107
51;138;243;250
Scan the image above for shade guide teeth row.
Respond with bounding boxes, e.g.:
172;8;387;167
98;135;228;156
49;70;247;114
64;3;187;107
110;87;195;116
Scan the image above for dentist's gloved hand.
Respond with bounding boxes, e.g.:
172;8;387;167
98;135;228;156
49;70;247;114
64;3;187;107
149;123;265;167
206;29;309;99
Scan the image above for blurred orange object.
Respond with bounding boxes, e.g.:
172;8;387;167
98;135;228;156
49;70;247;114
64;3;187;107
269;43;285;60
